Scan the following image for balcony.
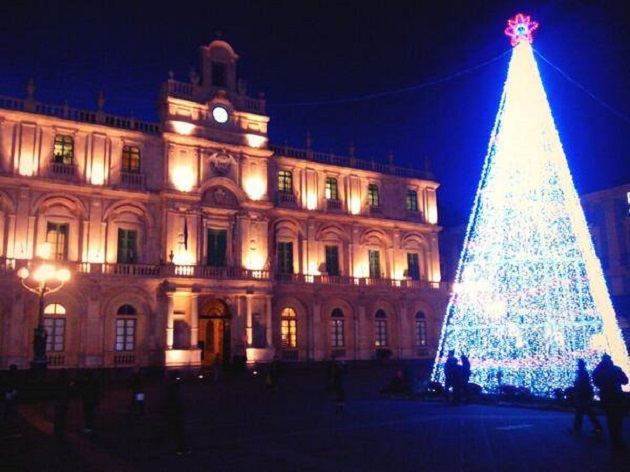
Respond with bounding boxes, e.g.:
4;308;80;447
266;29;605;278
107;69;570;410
277;192;298;208
2;258;447;290
326;199;342;212
49;161;77;180
120;170;146;189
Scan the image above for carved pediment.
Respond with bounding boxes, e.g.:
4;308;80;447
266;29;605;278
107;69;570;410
202;186;238;208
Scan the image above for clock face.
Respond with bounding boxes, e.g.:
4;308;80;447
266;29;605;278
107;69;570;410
212;106;229;124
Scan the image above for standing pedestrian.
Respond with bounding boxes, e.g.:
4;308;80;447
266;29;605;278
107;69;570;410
79;371;100;434
592;354;629;451
53;370;74;441
2;364;19;424
213;354;222;383
266;355;280;393
443;350;458;403
331;355;347;412
163;371;190;455
569;359;602;438
461;354;471;403
129;370;146;416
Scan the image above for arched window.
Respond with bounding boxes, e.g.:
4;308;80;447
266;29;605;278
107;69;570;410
375;309;388;347
415;311;427;347
330;308;345;348
115;304;137;351
43;303;66;352
280;307;297;349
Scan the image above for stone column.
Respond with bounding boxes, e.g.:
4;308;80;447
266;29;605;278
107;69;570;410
190;294;199;348
246;293;253;345
266;296;273;346
166;293;175;349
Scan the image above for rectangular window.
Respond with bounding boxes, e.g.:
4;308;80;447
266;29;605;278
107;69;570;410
368;250;381;279
277;242;294;274
325;177;338;200
115;319;136;351
375;319;388;347
407;253;420;281
207;229;227;267
122;145;141;173
278;170;293;193
117;229;138;263
44;318;65;352
46;222;69;261
325;245;340;276
416;319;427;347
331;319;345;348
406;189;418;211
53;135;74;165
368;184;380;207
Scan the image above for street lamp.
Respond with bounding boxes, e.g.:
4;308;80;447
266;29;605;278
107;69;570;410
17;258;71;374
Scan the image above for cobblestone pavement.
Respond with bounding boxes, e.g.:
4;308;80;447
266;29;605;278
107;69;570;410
4;363;629;471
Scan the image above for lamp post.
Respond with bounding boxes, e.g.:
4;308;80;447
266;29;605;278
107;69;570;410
17;260;71;375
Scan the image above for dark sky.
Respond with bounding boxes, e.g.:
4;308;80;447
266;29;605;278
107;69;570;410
1;0;628;225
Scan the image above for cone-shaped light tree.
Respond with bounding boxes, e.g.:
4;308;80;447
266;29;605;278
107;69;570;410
431;14;630;396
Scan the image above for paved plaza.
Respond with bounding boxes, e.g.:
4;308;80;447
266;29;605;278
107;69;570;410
2;362;629;471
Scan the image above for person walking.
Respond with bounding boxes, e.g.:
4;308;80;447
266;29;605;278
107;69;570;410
569;359;602;438
592;353;629;451
79;371;100;434
163;371;190;455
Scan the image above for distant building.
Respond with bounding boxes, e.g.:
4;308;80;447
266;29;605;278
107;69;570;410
440;183;630;344
0;39;449;370
582;184;630;342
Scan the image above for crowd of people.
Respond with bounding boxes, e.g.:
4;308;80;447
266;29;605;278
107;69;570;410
1;350;629;455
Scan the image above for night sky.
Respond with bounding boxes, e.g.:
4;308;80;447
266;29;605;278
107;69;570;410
1;1;628;225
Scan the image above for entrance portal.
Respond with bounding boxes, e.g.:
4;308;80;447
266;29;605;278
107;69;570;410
198;298;231;367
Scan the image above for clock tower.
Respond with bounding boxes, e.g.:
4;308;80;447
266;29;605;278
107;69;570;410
160;39;269;148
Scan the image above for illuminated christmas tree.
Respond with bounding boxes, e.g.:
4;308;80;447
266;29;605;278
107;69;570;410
432;14;630;396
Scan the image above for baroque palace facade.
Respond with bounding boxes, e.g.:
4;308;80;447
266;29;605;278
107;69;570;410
0;40;449;370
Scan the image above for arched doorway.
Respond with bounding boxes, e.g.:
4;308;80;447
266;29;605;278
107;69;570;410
198;298;231;367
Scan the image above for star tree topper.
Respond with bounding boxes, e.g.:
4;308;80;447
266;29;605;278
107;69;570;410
505;13;539;46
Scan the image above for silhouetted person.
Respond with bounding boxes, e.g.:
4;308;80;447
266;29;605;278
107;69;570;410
2;364;19;424
461;354;471;402
129;370;146;416
53;370;74;441
592;354;628;450
80;371;100;433
213;354;222;383
330;355;347;412
444;350;458;403
163;371;190;455
266;355;281;393
570;359;602;437
381;368;410;396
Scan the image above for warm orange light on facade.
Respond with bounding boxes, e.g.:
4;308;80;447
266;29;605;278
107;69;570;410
244;176;266;201
171;121;196;135
306;192;318;210
349;197;361;215
245;134;266;148
172;166;195;192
